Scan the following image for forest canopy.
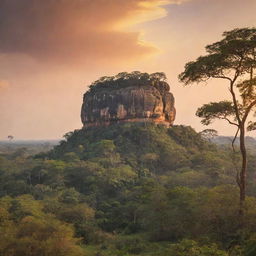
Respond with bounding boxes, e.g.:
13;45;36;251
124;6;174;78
1;123;256;255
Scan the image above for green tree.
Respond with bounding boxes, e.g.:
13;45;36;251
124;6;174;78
179;28;256;214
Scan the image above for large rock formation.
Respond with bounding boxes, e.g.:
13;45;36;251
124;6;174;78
81;72;176;128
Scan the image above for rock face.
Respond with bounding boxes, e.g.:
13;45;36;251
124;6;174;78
81;77;176;128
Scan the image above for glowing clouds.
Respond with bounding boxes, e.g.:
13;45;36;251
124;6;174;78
113;1;170;30
0;0;176;66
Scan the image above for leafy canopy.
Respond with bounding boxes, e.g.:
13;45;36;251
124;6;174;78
179;28;256;85
196;101;237;126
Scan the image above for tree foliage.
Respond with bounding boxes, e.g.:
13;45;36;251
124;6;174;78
196;101;237;125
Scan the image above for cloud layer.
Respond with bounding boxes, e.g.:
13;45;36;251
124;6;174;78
0;0;179;65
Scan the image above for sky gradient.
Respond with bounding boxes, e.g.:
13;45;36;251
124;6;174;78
0;0;255;139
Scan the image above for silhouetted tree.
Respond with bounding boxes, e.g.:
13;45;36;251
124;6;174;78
179;27;256;214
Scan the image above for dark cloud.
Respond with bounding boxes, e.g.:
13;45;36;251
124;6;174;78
0;0;173;64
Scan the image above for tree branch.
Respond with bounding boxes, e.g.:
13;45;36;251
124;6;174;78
231;127;241;189
228;56;246;125
212;75;233;82
220;117;239;127
242;100;256;123
232;127;239;153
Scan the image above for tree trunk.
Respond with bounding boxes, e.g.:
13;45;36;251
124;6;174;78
239;124;247;215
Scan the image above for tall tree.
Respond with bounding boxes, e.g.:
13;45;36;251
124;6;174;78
179;28;256;214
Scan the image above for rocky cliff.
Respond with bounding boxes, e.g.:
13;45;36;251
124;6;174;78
81;72;176;128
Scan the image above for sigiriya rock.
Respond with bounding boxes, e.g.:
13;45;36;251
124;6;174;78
81;72;176;128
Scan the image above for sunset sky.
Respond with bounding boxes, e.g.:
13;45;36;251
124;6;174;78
0;0;256;139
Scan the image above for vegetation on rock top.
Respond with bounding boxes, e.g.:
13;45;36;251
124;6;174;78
87;71;170;94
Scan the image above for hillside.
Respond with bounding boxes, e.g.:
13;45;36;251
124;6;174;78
45;123;236;187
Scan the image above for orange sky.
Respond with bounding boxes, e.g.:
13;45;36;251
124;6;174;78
0;0;256;139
